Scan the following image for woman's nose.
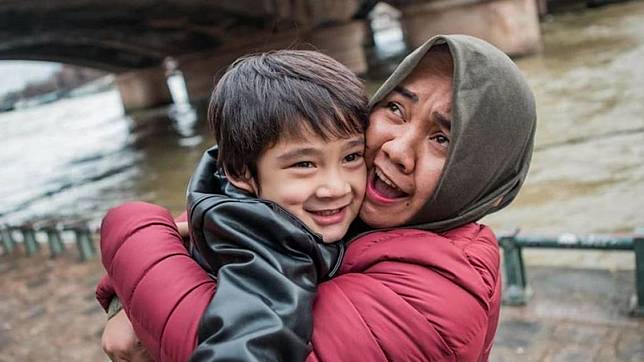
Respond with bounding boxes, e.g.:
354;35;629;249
381;130;416;174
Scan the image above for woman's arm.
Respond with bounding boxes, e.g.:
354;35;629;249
99;202;215;362
96;218;190;313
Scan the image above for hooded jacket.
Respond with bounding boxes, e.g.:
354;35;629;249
370;34;535;231
97;34;536;361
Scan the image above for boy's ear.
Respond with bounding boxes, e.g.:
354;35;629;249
225;168;258;195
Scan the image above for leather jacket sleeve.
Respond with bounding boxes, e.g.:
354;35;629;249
187;147;342;362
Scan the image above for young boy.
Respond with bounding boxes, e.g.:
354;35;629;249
98;50;369;361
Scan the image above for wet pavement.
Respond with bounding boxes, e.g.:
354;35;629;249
491;266;643;361
0;253;105;362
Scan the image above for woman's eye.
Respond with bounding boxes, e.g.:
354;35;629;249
344;152;363;163
431;134;450;146
292;161;314;168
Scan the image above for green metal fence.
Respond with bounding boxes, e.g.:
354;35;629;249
0;221;96;261
3;219;643;315
499;230;644;317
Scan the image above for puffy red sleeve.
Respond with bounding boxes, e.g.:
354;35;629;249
96;211;190;311
95;274;115;312
99;202;215;362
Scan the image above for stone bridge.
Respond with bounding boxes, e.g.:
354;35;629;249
0;0;542;111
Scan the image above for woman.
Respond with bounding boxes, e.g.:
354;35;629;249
98;34;536;361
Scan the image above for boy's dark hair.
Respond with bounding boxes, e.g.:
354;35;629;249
208;49;368;182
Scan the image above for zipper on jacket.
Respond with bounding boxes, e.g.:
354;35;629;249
327;242;344;279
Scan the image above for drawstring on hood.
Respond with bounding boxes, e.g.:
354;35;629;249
369;34;536;231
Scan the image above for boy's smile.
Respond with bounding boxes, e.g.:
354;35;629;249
230;128;366;243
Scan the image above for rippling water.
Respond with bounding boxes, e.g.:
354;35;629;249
0;90;210;227
1;1;643;267
483;1;644;236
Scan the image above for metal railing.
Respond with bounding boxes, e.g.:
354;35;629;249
0;221;96;261
499;229;644;316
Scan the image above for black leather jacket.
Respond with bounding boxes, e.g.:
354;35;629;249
187;147;343;362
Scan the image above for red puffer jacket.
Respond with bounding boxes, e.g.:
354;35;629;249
97;203;501;361
307;225;501;362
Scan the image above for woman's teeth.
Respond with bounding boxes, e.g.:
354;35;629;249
373;169;408;198
375;169;401;191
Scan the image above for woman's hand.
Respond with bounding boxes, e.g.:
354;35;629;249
101;310;151;362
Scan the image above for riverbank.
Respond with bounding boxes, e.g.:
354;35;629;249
0;253;105;361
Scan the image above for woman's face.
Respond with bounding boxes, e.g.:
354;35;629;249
360;63;453;228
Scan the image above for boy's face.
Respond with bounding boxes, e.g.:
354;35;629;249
236;127;366;243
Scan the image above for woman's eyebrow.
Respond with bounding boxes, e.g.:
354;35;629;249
433;111;452;131
393;86;418;102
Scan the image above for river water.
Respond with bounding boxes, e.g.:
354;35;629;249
1;2;643;267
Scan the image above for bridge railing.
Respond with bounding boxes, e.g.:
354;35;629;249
499;229;644;316
1;220;96;262
4;219;643;315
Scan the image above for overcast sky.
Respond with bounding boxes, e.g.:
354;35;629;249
0;61;62;95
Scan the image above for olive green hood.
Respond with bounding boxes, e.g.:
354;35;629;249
369;34;536;231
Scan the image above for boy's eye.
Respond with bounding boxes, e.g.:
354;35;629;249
344;152;363;163
386;102;403;117
292;161;314;168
